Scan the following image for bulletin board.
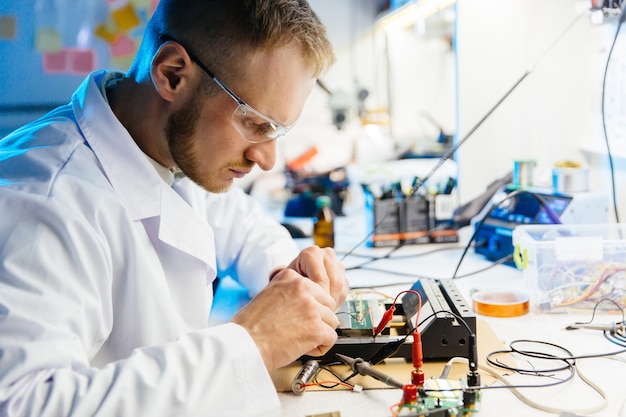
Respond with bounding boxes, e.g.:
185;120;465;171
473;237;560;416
0;0;157;109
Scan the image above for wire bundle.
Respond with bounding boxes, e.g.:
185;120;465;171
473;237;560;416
539;261;626;311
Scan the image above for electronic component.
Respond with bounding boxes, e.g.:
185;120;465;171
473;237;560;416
335;298;385;336
300;279;476;364
391;378;480;417
291;360;321;394
472;185;608;265
292;285;480;416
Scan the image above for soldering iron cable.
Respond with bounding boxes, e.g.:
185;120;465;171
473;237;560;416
601;5;626;223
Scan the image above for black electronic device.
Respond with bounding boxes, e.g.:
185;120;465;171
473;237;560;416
300;278;476;364
472;185;607;266
474;189;570;265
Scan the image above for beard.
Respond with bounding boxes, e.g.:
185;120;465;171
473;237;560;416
165;92;233;193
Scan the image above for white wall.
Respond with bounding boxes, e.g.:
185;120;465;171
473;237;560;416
256;0;626;224
455;0;626;221
381;23;457;152
290;0;457;167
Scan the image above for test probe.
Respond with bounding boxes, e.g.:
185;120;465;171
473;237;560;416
335;353;404;389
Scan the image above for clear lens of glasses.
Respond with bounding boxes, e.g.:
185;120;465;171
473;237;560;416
231;104;290;143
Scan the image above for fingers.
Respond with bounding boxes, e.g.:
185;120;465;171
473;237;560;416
232;269;340;370
273;269;339;319
306;301;340;357
233;248;349;370
293;246;334;291
286;246;349;310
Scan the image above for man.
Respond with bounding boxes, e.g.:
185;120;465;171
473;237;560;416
0;0;348;416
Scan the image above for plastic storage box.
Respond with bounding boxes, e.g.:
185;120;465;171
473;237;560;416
512;224;626;313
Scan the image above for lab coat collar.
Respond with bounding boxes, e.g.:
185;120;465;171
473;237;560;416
72;70;161;220
71;70;216;267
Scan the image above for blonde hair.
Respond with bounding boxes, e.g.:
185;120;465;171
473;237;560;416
149;0;335;81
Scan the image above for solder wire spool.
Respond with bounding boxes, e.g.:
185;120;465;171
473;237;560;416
552;161;588;193
513;159;535;188
471;289;529;317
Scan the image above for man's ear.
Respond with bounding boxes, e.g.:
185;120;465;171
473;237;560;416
150;42;198;103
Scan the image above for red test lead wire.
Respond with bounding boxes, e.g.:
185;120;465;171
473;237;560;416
411;329;424;387
374;305;395;336
374;289;422;338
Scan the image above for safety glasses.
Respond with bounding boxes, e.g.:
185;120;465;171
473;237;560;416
160;34;294;143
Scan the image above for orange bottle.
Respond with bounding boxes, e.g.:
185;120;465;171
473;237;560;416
313;195;335;248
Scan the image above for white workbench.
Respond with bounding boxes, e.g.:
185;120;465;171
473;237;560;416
274;212;626;417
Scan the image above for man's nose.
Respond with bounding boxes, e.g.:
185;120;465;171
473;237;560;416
244;140;277;171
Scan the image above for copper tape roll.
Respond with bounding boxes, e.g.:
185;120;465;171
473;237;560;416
472;290;529;317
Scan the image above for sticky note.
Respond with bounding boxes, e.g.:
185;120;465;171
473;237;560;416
111;3;141;31
42;49;69;73
35;27;62;52
69;48;97;75
94;22;120;44
0;15;17;40
110;34;135;57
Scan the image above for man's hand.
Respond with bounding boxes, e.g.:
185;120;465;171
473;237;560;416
285;246;348;310
231;246;348;370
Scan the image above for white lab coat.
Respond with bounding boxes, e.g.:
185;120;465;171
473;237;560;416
0;70;299;416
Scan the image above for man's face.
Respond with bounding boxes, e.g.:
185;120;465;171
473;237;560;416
166;42;316;193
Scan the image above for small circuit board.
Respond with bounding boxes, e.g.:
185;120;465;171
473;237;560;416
391;378;479;417
336;298;386;336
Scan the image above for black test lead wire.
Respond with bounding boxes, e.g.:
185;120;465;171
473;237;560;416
601;5;626;224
